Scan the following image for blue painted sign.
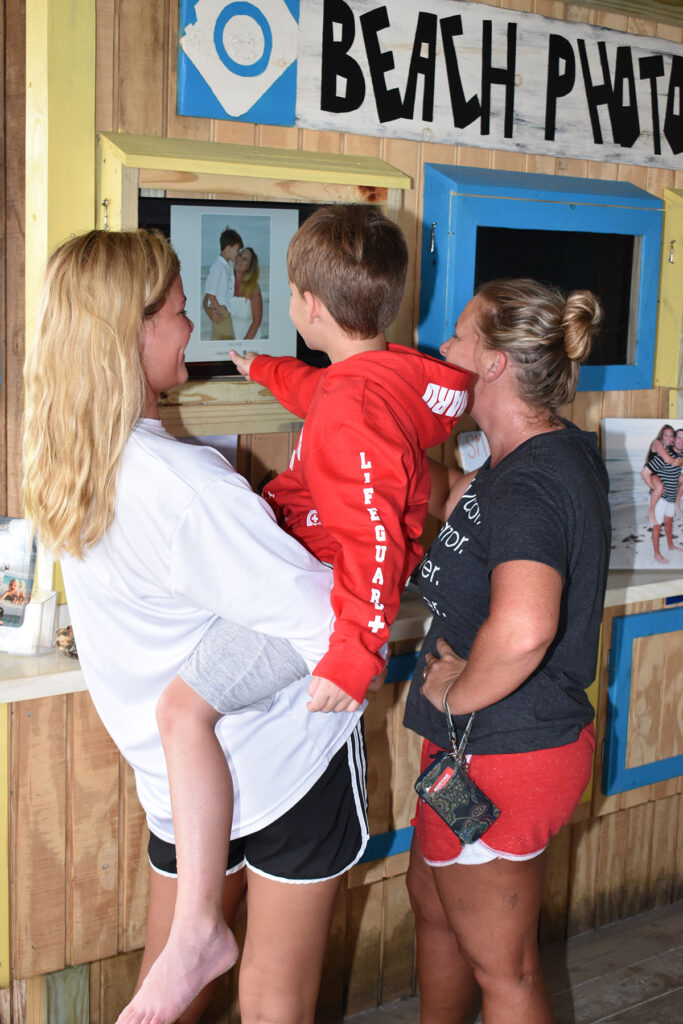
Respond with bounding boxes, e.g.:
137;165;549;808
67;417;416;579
178;0;299;125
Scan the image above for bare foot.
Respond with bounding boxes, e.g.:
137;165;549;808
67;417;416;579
668;542;683;552
654;551;669;563
116;919;239;1024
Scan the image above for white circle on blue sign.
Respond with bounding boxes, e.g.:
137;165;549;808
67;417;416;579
214;3;272;78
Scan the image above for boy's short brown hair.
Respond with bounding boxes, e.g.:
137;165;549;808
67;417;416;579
220;227;243;251
287;205;408;338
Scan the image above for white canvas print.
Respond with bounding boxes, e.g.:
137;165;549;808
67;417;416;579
171;204;299;368
601;418;683;570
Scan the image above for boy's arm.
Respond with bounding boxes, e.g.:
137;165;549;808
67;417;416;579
249;354;322;419
305;412;419;702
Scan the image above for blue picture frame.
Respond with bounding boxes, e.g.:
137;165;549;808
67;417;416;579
603;606;683;795
418;166;663;391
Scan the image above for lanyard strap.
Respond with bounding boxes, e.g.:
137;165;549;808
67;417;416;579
443;686;475;763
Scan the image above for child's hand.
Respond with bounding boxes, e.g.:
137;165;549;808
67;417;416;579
229;350;258;378
307;676;360;713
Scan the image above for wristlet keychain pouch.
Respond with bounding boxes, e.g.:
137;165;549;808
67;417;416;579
414;689;500;844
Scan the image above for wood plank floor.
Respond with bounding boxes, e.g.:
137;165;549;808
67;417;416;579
344;901;683;1024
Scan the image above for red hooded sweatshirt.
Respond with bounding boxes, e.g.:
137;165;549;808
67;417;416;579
250;345;472;701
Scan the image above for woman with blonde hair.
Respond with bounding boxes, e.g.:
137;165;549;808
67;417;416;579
405;279;610;1023
23;229;367;1024
231;246;263;341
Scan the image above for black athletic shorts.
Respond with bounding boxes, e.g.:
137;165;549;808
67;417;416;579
148;720;368;883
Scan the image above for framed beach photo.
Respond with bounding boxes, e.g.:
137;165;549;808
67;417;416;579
601;418;683;570
139;196;327;379
170;203;298;375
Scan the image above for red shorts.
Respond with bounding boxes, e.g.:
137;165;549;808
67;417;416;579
413;724;595;864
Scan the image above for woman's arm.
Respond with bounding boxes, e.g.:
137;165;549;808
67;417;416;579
421;559;562;714
651;439;683;465
243;287;263;341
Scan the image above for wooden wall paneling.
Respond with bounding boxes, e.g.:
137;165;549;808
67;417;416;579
627;16;657;37
343;134;381;159
491;147;527;173
343;876;383;1016
381;139;421;349
534;0;567;18
69;692;120;965
539;825;571;943
570;392;607;433
455;143;493;171
586;159;620;182
645;167;675;200
621;800;655;917
166;0;211;142
389;681;422;832
566;817;601;935
364;684;395;836
648;794;679;906
651;629;683;800
119;760;149;952
24;974;45;1024
315;885;347;1024
570;5;628;30
594;809;627;926
618;162;650;191
599;390;634;420
674;793;683;902
11;697;68;978
45;964;89;1024
301;127;341;154
212;120;258;146
626;633;663;770
255;125;300;150
117;0;167;135
3;0;25;516
379;867;415;1005
630;387;663;417
95;0;116;131
525;155;558;175
93;950;143;1024
245;433;295;492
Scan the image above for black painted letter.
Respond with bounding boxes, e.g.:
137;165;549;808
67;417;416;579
481;20;517;138
440;15;481;129
545;34;575;141
639;54;664;155
403;12;438;121
321;0;365;113
665;55;683;155
360;6;403;122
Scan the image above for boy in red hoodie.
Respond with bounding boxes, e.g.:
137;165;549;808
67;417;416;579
232;204;472;711
120;205;471;1024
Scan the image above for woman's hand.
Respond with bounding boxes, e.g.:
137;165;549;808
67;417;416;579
229;350;258;378
367;663;388;692
420;637;467;711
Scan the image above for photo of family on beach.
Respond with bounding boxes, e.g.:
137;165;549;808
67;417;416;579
170;204;299;370
601;418;683;570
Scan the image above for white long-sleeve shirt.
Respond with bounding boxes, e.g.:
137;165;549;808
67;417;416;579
61;419;362;842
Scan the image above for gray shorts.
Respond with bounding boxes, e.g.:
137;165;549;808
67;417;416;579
179;618;309;714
